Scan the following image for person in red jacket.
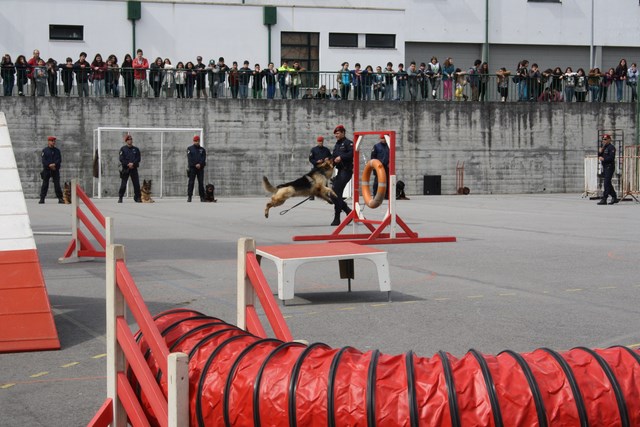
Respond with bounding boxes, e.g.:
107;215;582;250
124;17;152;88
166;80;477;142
27;49;41;96
132;49;149;97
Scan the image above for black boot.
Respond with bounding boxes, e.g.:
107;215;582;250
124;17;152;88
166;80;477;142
118;196;123;203
58;198;64;204
331;213;341;226
597;199;607;205
38;198;45;204
187;196;192;202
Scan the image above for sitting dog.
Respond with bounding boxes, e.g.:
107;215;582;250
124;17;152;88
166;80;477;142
62;181;72;204
141;179;155;203
204;183;217;202
262;158;336;218
396;180;410;200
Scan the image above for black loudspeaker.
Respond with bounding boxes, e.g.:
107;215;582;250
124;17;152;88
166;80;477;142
423;175;441;195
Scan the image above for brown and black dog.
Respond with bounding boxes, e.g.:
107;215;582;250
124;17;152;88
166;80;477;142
204;184;217;202
141;179;155;203
62;181;72;204
262;158;336;218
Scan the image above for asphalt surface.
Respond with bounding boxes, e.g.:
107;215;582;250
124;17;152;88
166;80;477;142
1;193;639;426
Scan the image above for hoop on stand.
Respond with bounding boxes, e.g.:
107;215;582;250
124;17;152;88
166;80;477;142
293;130;456;245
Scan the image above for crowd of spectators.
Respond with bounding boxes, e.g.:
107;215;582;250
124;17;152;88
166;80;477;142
1;49;638;103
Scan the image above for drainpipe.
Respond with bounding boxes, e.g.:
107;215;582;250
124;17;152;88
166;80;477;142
264;7;277;64
127;1;141;56
482;0;489;64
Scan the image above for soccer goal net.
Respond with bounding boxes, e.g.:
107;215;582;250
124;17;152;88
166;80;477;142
92;127;204;199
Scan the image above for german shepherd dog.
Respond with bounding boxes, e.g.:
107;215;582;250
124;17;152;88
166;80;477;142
141;179;155;203
262;158;336;218
204;184;217;202
62;181;72;204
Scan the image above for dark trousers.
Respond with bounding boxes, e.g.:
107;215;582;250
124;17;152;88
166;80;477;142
372;166;389;198
119;169;141;200
331;168;352;215
40;169;62;200
602;164;617;201
188;167;205;198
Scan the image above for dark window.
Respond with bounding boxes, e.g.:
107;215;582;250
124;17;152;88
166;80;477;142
365;34;396;49
49;25;84;41
281;32;320;87
329;33;358;48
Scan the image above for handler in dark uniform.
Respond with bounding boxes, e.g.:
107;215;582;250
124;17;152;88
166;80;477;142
39;136;63;204
330;124;354;226
370;135;390;197
118;134;141;203
597;133;619;205
309;135;332;168
187;135;206;202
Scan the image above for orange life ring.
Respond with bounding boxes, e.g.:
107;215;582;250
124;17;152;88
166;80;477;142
361;159;387;208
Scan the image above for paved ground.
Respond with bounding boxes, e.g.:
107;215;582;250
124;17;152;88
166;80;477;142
1;193;639;426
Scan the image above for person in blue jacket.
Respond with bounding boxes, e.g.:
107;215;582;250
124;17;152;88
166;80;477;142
187;135;207;202
39;136;63;204
597;134;619;205
118;134;141;203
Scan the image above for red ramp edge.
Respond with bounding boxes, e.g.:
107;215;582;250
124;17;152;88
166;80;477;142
0;248;60;352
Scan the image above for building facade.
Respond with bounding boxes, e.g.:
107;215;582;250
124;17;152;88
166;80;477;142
1;0;639;75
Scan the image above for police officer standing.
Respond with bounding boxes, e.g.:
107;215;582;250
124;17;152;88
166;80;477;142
370;135;390;197
118;134;141;203
39;136;63;204
187;135;206;202
330;125;353;226
309;136;332;168
597;134;619;205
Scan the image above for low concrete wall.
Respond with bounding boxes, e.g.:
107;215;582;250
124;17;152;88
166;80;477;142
0;97;634;198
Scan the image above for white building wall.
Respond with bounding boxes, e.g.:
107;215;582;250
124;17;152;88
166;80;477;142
0;0;639;69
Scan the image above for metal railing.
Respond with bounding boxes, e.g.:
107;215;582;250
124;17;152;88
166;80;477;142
1;70;637;102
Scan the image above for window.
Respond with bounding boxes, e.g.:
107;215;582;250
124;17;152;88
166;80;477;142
329;33;358;48
281;32;320;86
366;34;396;49
49;25;84;41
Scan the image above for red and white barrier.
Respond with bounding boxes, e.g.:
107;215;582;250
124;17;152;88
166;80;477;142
59;179;112;263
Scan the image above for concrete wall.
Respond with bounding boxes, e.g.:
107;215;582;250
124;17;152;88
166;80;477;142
0;98;634;199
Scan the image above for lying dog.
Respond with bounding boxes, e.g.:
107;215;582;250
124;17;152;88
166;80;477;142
62;181;72;204
262;158;336;218
141;179;155;203
204;183;217;202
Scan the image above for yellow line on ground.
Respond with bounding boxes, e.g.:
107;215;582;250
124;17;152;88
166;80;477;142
1;383;16;389
628;343;640;348
30;372;48;378
467;295;484;299
283;315;292;319
401;300;419;304
92;354;107;359
565;288;583;292
499;293;516;296
434;297;450;301
61;362;80;368
598;286;617;289
371;303;387;307
339;307;355;311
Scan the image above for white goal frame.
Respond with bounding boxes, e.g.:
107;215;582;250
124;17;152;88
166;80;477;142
92;127;204;198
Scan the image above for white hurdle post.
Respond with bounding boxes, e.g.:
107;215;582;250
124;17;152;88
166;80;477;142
237;237;256;331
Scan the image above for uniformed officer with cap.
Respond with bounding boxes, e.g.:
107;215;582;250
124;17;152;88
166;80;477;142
39;136;64;204
118;134;141;203
309;135;332;168
597;134;619;205
330;124;354;226
187;135;206;202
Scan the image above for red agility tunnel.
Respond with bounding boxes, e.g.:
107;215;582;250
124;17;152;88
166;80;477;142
134;309;640;427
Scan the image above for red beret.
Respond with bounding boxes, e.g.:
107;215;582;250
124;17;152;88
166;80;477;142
124;134;132;141
316;136;324;142
333;124;346;134
602;134;611;140
193;135;200;142
47;136;56;141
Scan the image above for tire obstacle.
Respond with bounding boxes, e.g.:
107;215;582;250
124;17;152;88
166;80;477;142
89;238;640;427
293;130;457;245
